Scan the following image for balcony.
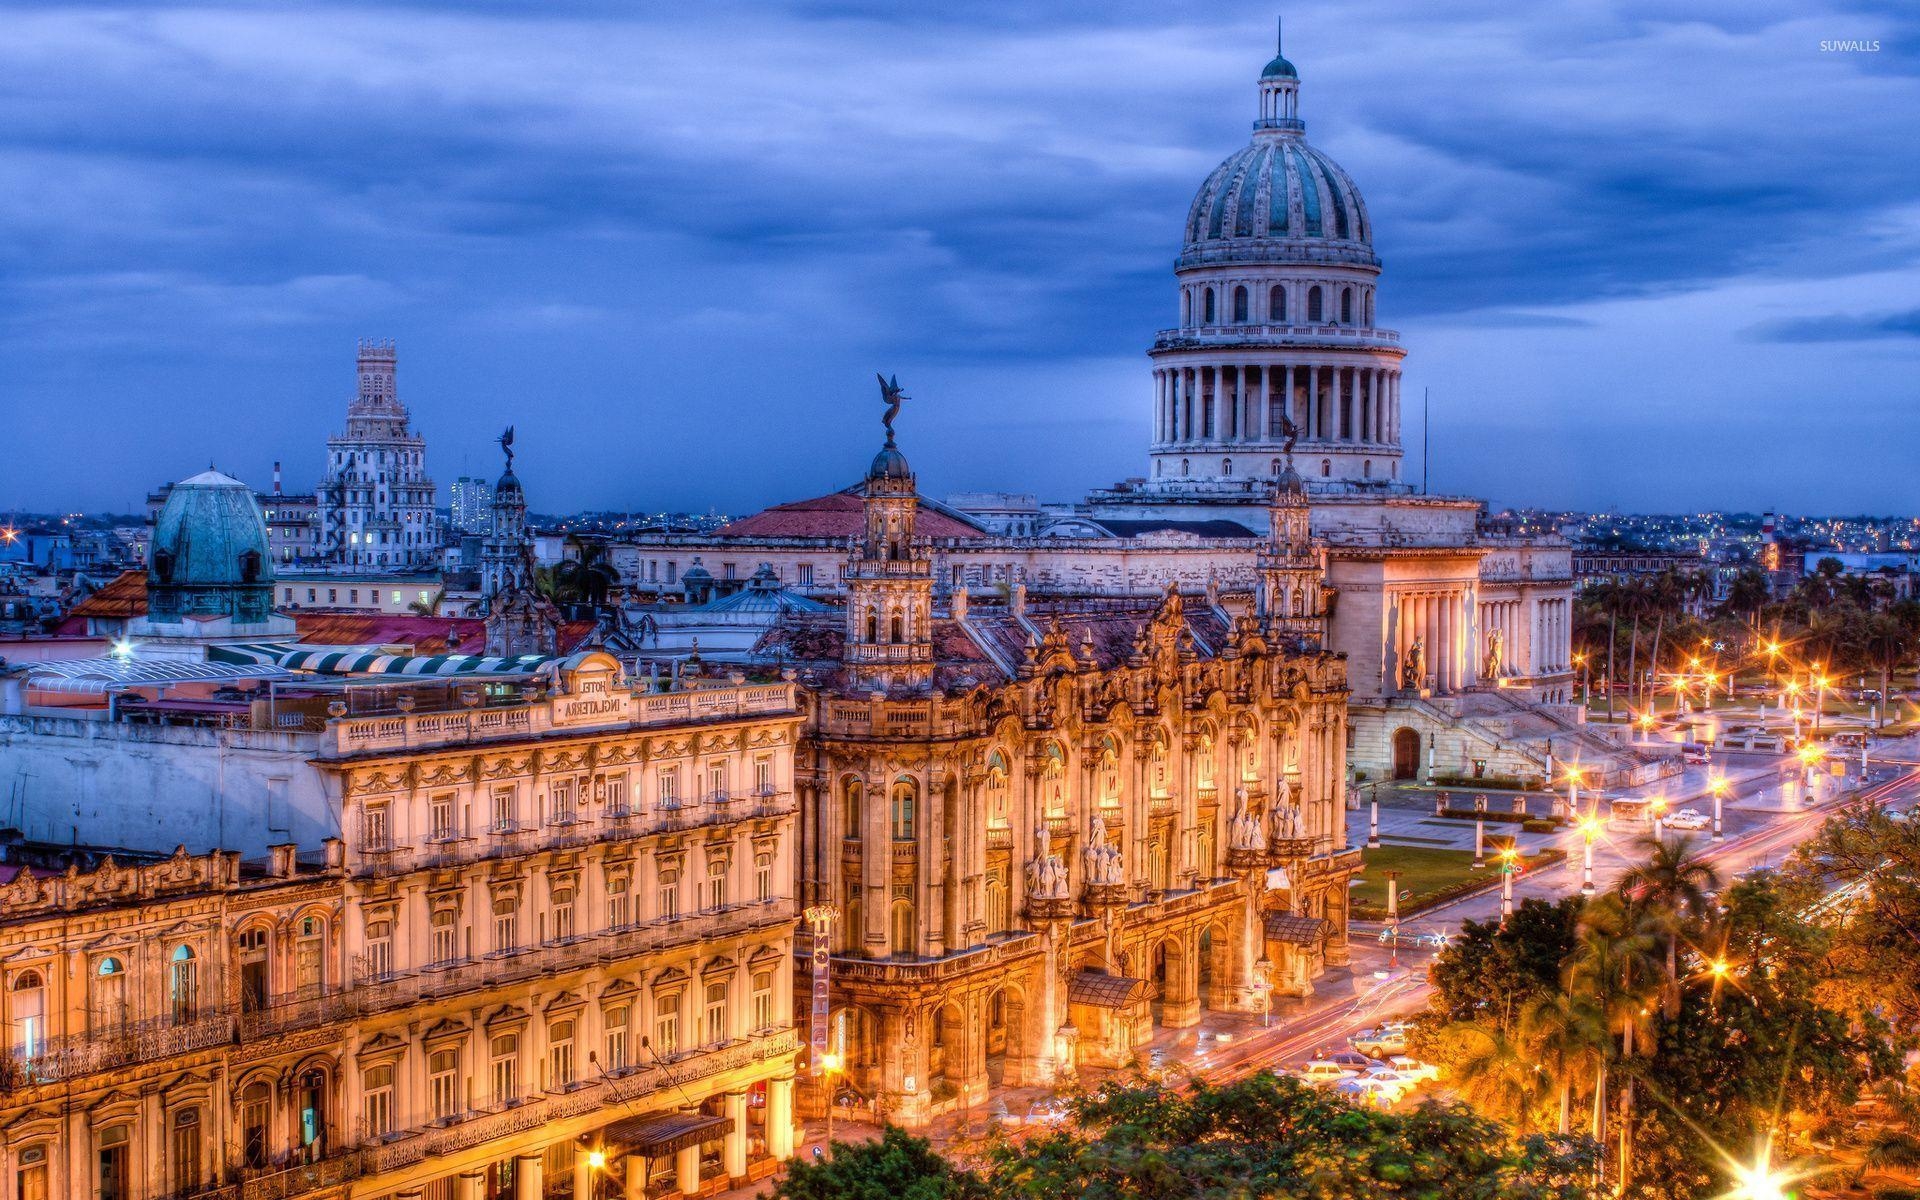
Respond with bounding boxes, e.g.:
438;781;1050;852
819;932;1041;986
239;985;354;1039
984;826;1013;851
349;795;795;877
360;1026;799;1175
236;1152;363;1200
2;1009;234;1091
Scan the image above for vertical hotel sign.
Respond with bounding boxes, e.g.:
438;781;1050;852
803;904;837;1074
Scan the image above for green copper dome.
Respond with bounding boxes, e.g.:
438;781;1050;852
1261;54;1297;80
147;469;276;624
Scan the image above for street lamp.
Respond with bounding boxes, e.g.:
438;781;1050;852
1254;955;1274;1028
1498;845;1518;924
1367;785;1380;850
1650;796;1668;839
1385;870;1402;970
1560;764;1585;822
1708;775;1728;843
821;1052;844;1144
1579;815;1599;896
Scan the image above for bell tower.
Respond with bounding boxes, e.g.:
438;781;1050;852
1257;459;1330;645
844;377;935;692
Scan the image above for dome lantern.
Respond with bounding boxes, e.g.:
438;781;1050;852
1256;18;1304;136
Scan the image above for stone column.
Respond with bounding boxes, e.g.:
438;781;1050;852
1437;594;1451;692
1281;364;1293;435
1247;365;1263;440
675;1144;700;1196
863;769;887;954
574;1149;595;1200
769;1076;796;1159
624;1154;648;1200
456;1171;485;1200
723;1092;749;1180
515;1152;543;1200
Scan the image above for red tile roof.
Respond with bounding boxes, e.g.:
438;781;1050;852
290;613;486;655
66;569;149;620
717;491;986;540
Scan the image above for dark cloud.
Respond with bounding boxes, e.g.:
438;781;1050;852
1746;308;1920;342
0;1;1916;514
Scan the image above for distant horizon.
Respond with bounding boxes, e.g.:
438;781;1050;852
5;3;1916;514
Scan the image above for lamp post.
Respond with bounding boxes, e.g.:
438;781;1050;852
1254;955;1274;1028
1561;765;1585;823
1651;797;1667;840
1498;846;1517;925
1709;775;1728;843
1386;870;1401;971
1579;816;1598;896
1367;787;1380;850
1473;810;1485;868
820;1052;843;1145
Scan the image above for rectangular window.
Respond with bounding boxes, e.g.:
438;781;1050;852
361;803;391;852
170;1109;201;1195
549;779;573;824
797;564;814;586
604;1006;629;1071
658;768;680;808
327;588;337;603
604;774;627;815
703;981;728;1046
707;863;728;911
754;756;774;796
706;762;728;801
493;896;518;954
548;1020;575;1089
606;875;631;929
658;871;680;920
751;972;774;1032
755;855;772;903
654;1005;679;1056
429;794;455;840
551;888;575;942
349;589;359;604
490;1034;519;1107
491;787;517;833
722;562;736;581
428;1049;460;1121
364;920;393;980
363;1066;394;1137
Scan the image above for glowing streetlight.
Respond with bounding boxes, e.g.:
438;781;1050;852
1560;764;1586;822
821;1052;844;1144
1708;776;1729;842
1578;815;1600;896
1498;846;1518;923
587;1150;607;1170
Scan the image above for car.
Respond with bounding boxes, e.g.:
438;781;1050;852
1023;1098;1071;1126
1681;742;1711;765
1333;1076;1401;1107
1326;1049;1388;1072
1361;1067;1424;1097
1386;1055;1440;1082
1298;1060;1359;1086
1350;1029;1407;1057
1664;808;1710;831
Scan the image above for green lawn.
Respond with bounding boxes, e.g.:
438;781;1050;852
1351;844;1484;912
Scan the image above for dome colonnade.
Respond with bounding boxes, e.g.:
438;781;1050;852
1149;48;1405;487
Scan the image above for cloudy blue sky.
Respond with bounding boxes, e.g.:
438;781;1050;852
4;1;1917;516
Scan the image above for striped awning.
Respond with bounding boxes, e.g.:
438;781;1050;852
207;642;304;666
271;647;560;677
1068;971;1144;1009
1264;913;1331;946
603;1111;731;1157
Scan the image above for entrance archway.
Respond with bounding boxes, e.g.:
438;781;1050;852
1391;727;1421;780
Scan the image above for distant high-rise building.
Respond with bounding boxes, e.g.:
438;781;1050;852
315;340;441;567
450;474;494;533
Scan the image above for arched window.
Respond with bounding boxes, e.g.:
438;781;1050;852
1182;291;1191;325
985;880;1009;935
889;613;904;643
1364;459;1372;477
1307;286;1323;323
241;1080;272;1166
890;899;916;957
842;778;863;841
430;908;457;966
890;778;917;842
171;1108;203;1193
10;971;45;1057
865;612;878;643
1270;458;1282;475
169;946;198;1024
94;957;127;1032
1203;288;1216;324
1232;286;1248;323
1269;284;1286;322
1180;458;1190;476
1364;292;1375;325
1341;288;1353;324
1222;458;1233;477
1321;459;1332;477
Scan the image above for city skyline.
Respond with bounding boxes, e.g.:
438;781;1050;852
5;2;1917;514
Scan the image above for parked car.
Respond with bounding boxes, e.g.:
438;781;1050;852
1681;742;1711;765
1360;1067;1425;1099
1385;1055;1440;1082
1333;1076;1401;1107
1299;1060;1359;1086
1349;1028;1406;1057
1327;1049;1388;1072
1664;808;1710;831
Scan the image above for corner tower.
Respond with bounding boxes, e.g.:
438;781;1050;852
843;376;935;692
1148;37;1406;492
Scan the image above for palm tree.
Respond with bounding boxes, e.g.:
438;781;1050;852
408;586;446;617
1521;990;1607;1135
1616;833;1722;1014
550;537;620;609
1448;1023;1545;1132
1568;893;1662;1189
1854;1128;1920;1187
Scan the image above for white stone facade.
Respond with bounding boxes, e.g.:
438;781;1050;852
315;341;442;568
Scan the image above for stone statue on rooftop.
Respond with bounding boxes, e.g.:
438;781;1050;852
877;374;908;444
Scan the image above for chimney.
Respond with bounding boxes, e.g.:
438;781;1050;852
267;842;298;877
272;461;283;496
951;588;969;622
322;837;345;871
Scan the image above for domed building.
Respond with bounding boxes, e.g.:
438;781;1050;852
139;469;293;638
1148;47;1403;489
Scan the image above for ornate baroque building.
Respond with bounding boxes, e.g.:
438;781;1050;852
316;341;442;569
775;418;1359;1127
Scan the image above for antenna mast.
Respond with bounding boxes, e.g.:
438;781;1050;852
1422;387;1430;495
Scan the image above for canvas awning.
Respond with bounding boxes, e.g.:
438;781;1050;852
1264;913;1330;946
1068;970;1145;1009
602;1111;732;1158
271;646;559;676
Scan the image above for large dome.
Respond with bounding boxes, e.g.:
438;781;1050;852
150;469;274;588
1184;140;1372;252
